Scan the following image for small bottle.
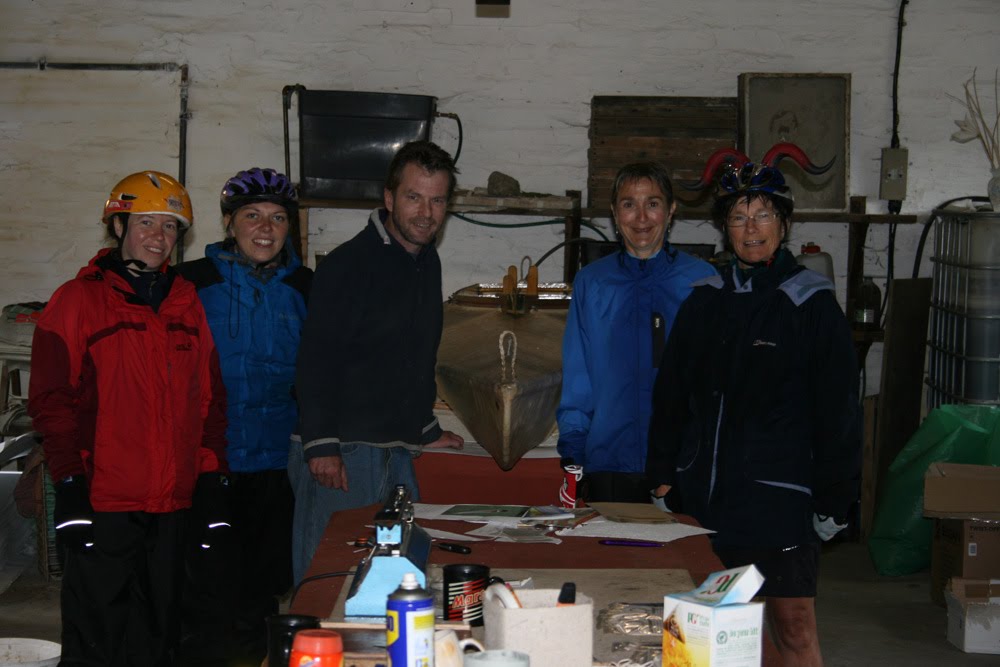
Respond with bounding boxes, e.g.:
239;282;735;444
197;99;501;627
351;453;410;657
855;277;882;330
289;629;344;667
387;572;435;666
795;242;835;286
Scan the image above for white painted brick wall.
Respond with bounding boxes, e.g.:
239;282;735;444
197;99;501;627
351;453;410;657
2;0;998;393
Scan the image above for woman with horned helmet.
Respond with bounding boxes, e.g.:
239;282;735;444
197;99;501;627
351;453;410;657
646;145;862;666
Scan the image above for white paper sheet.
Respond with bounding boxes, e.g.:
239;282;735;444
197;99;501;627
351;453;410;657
555;517;714;543
424;527;485;542
413;503;528;526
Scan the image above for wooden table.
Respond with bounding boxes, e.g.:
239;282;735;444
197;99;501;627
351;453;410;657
291;504;781;666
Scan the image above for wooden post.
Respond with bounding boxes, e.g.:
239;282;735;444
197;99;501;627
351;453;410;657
297;207;310;267
845;195;868;325
563;190;582;284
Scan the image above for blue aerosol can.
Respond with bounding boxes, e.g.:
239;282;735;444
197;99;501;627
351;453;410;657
386;572;435;666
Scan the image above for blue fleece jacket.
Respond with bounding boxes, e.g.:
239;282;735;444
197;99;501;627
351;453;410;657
557;246;716;473
178;241;311;472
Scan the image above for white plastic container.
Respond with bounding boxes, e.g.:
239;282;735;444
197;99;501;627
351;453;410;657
0;638;60;667
796;242;835;286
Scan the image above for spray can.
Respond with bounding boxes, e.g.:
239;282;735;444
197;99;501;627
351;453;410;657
386;572;435;666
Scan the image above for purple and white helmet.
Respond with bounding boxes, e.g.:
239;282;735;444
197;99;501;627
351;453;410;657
220;167;298;215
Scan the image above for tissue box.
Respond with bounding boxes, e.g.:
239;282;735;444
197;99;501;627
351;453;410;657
483;588;593;667
662;565;764;666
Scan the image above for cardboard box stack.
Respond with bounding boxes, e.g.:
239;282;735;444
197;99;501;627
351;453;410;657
923;462;1000;654
662;564;764;667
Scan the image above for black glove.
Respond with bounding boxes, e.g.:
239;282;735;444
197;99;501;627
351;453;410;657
53;474;95;551
192;472;233;550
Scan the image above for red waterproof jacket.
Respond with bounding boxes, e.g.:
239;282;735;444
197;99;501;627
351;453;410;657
28;249;228;513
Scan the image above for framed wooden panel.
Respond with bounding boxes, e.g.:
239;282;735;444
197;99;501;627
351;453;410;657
738;73;850;212
588;96;737;215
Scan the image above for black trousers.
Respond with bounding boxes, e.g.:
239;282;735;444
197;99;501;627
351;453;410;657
580;471;652;504
178;469;294;667
59;511;185;667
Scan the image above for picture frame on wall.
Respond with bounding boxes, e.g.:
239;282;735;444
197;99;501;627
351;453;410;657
738;73;851;213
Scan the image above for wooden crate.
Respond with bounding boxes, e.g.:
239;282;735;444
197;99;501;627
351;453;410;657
588;96;737;215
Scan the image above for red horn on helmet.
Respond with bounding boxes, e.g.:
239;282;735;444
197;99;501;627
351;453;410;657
761;142;835;175
680;148;751;190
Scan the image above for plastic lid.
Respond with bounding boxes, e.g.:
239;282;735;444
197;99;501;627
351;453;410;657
292;629;343;655
801;242;821;254
400;572;419;589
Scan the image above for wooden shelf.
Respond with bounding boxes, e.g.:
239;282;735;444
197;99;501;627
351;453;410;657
297;191;584;283
581;206;918;224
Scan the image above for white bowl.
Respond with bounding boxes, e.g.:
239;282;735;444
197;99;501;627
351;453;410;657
0;638;61;667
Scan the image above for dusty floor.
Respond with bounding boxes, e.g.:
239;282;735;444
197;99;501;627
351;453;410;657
0;541;995;665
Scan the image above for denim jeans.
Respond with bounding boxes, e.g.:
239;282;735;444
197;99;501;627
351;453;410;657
288;439;420;584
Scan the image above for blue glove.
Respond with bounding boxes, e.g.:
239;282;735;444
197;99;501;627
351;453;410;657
53;475;95;551
192;472;233;550
813;513;847;541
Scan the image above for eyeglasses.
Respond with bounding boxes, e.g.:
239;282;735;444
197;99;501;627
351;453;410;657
726;211;779;227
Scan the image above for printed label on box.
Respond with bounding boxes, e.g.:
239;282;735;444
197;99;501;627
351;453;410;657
663;565;764;666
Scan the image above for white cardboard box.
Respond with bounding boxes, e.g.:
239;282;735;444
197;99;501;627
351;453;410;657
662;565;764;667
484;588;593;667
946;578;1000;654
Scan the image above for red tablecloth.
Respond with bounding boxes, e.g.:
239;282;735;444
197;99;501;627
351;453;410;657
290;504;782;666
412;448;562;505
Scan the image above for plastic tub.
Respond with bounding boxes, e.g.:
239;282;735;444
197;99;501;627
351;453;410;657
0;638;60;667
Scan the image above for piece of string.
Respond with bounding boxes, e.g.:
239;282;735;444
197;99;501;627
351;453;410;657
499;330;517;382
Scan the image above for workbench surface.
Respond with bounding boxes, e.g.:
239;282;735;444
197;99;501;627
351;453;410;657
290;504;782;666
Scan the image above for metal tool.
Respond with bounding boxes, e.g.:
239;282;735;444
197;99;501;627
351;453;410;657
344;485;432;618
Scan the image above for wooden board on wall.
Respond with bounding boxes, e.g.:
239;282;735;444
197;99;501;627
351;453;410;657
738;73;850;212
873;278;933;510
588;96;736;214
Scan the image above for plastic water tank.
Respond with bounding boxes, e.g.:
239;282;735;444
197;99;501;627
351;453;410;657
795;242;835;286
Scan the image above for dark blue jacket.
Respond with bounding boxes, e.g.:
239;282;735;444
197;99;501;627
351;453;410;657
295;210;444;460
178;241;311;472
557;247;716;473
646;254;861;548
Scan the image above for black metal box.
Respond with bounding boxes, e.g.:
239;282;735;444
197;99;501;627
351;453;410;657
297;90;436;201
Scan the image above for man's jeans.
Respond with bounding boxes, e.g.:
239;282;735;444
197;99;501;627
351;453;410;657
288;439;420;584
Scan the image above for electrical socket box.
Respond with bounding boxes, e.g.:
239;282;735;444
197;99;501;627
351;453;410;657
880;147;909;201
476;0;510;18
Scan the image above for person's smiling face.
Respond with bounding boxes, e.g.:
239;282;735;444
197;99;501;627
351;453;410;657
612;177;676;259
226;202;289;265
726;197;786;268
115;213;179;269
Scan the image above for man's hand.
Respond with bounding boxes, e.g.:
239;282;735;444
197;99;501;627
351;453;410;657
425;430;464;450
309;455;349;490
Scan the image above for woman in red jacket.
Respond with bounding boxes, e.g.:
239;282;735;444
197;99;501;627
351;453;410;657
28;171;229;667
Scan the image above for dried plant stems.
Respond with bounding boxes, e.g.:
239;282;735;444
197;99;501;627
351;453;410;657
951;68;1000;170
967;69;1000;168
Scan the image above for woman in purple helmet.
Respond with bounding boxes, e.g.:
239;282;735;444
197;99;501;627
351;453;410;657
646;145;861;666
177;168;312;665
